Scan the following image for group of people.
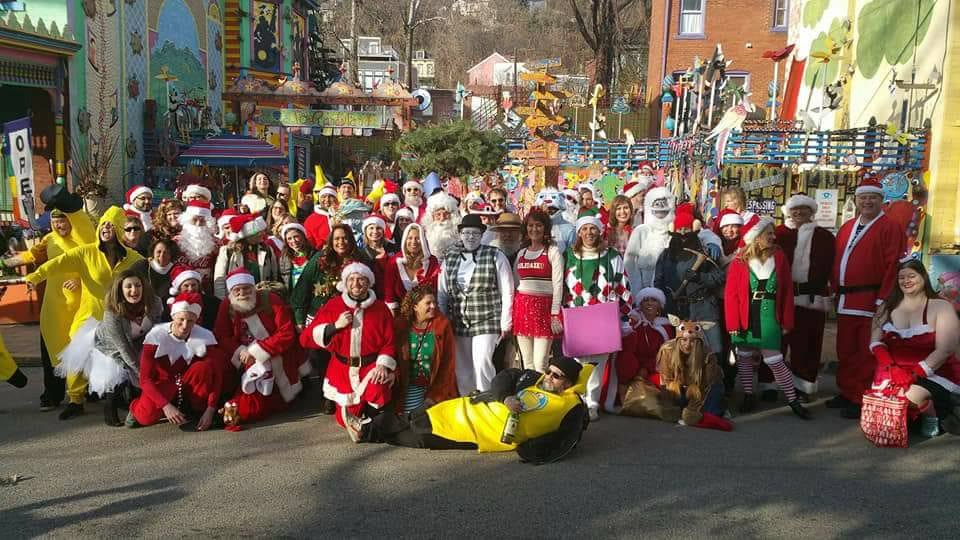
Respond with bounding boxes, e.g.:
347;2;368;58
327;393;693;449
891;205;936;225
2;165;958;463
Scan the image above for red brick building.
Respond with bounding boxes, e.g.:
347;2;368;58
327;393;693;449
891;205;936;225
646;0;789;134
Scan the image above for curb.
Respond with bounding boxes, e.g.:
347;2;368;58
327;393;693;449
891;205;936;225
13;356;41;368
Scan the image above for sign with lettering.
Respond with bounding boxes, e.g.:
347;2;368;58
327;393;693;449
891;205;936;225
746;198;777;216
3;117;35;226
255;108;382;129
815;189;840;229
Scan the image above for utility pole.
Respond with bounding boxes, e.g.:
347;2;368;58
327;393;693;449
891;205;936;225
350;0;359;85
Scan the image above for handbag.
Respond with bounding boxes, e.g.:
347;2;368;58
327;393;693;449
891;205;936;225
561;301;622;358
860;380;909;448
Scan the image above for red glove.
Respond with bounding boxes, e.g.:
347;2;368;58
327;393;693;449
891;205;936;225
872;344;894;367
889;365;916;388
912;362;930;379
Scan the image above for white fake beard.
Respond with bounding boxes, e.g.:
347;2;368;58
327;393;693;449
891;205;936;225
229;295;257;314
178;223;219;261
427;219;459;257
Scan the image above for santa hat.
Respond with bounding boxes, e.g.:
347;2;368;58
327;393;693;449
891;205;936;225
338;262;375;291
855;175;884;197
426;191;459;214
639;161;655;174
380;193;401;206
299;179;315;195
225;268;256;290
672;203;701;232
575;215;604;235
315;184;337;198
635;287;667;307
468;201;498;216
577;183;598;199
217;208;238;228
124;209;141;220
740;214;775;247
169;291;203;317
623;181;646;198
279;222;306;240
717;208;744;228
182;184;212;201
168;265;202;296
563;189;580;204
785;193;818;212
183;200;213;219
228;214;267;241
362;215;386;231
403;180;423;192
126;185;153;204
395;207;415;221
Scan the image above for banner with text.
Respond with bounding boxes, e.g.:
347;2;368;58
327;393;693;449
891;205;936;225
255;108;382;129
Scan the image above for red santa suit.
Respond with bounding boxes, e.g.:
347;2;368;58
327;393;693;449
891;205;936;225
833;211;905;403
129;322;223;426
301;290;396;428
776;210;835;394
215;289;310;423
175;201;219;290
304;208;333;250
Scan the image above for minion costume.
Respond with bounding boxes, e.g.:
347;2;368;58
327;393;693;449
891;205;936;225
369;359;592;465
25;206;143;409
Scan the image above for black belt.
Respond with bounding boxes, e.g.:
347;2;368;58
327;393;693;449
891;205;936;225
750;291;776;301
794;282;825;296
838;284;880;294
335;353;377;368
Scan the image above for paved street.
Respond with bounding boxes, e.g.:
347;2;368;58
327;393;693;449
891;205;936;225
1;364;958;539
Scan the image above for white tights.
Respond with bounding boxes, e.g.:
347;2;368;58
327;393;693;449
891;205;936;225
516;336;552;373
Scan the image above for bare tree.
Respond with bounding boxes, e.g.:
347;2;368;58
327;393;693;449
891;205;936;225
569;0;639;93
401;1;444;88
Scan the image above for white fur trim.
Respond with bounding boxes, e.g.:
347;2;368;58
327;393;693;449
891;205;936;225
128;186;152;202
272;356;301;402
169;269;202;295
855;185;884;196
144;324;217;365
362;215;386;231
247;342;272;365
575;215;604;235
577;182;598;198
743;216;774;246
623;182;644;198
836;212;884;317
183;184;212;200
279;222;306;239
785;194;818;212
183;205;212;219
426;192;458;214
170;300;202;317
869;341;886;352
793;375;818;394
918;361;934;377
635;287;666;307
403;180;422;191
316;185;337;198
376;354;397;370
380;193;400;205
748;257;775;279
313;323;332;348
340;262;375;287
792;223;815;283
226;271;255;291
719;213;743;228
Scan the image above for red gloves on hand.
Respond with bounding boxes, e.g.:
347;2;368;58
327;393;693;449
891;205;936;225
889;366;916;388
872;344;894;367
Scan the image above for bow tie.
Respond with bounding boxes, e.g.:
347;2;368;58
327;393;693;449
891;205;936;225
461;250;478;263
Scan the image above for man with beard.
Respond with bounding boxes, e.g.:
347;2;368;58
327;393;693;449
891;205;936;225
438;214;514;395
181;183;212;204
123;185;154;232
485;212;523;264
624;186;676;291
215;268;309;425
534;187;575;253
213;214;281;299
304;183;338;249
175;200;219;292
422;191;462;260
654;205;725;355
403;180;426;222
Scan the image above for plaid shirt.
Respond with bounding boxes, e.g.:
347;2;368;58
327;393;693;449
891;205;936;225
563;248;633;315
443;245;503;337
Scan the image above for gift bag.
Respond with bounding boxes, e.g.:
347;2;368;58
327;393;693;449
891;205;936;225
860;386;909;448
561;301;622;358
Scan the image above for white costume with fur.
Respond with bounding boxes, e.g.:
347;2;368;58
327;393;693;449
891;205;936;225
624;187;676;292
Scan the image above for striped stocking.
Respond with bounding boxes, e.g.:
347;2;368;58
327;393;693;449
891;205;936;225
737;357;755;394
764;355;797;402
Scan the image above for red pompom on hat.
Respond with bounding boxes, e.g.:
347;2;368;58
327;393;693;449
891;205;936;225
169;291;203;317
299;179;315;195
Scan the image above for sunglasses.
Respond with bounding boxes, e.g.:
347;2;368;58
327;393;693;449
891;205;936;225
124;227;142;232
489;198;505;204
382;201;400;206
544;369;566;380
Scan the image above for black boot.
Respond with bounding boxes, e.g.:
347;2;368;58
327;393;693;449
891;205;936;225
320;398;336;415
739;393;757;414
789;400;812;420
6;368;27;388
59;402;84;420
103;392;122;427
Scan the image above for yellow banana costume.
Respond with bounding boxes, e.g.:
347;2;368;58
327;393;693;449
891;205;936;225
25;207;143;403
427;365;592;452
0;331;18;382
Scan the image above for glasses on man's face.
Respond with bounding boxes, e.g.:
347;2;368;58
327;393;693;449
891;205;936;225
544;369;566;380
382;201;400;206
124;227;142;233
490;198;505;204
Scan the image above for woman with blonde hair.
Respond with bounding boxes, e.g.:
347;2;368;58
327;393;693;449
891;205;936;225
724;215;810;419
151;198;184;242
606;195;634;255
393;286;458;413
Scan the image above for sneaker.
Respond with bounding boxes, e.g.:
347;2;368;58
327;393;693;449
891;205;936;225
919;415;941;438
588;407;600;422
826;395;853;409
58;402;84;420
343;412;367;443
840;404;862;419
39;399;60;412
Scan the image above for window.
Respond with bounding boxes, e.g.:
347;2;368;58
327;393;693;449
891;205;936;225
724;71;750;94
679;0;705;35
414;50;426;60
772;0;788;30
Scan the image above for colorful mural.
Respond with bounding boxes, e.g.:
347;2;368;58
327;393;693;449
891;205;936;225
151;0;206;106
251;0;280;72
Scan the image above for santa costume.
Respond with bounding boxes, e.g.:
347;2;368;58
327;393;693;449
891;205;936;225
624;187;676;292
301;263;396;430
383;222;441;312
123;185;154;232
403;179;427;223
175;200;219;290
422;191;462;261
775;194;835;395
214;269;310;423
833;177;906;406
304;184;337;249
181;183;212;203
128;292;224;427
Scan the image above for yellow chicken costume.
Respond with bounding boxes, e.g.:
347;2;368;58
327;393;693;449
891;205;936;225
25;206;143;404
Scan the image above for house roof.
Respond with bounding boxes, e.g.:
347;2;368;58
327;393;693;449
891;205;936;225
467;52;509;73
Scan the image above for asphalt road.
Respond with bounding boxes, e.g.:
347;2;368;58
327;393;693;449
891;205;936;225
1;367;958;539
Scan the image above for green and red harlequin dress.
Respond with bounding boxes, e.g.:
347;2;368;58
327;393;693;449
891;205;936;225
562;248;633;311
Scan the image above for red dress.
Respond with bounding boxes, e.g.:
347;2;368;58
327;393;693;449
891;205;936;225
617;318;674;386
382;255;441;311
879;305;960;395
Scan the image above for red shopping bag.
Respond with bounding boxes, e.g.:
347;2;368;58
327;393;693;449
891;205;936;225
860;379;909;448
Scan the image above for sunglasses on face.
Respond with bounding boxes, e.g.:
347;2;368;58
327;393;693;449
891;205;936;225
544;369;566;380
124;227;142;232
382;201;400;206
490;198;505;204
